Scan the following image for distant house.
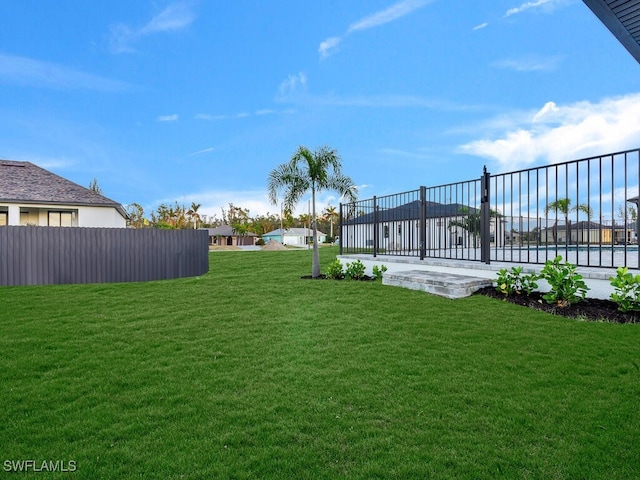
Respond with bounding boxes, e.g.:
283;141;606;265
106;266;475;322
203;225;257;246
262;228;327;246
0;160;127;228
341;199;505;252
539;221;635;245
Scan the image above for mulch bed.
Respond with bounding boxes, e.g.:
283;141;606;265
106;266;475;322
300;275;375;281
474;286;639;324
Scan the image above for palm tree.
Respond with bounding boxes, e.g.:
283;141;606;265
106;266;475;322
268;145;357;278
448;206;501;248
544;198;592;244
323;205;339;241
187;202;202;229
448;207;482;248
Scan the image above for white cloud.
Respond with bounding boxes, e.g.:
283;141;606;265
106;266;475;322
505;0;555;17
276;72;307;101
139;2;196;35
348;0;431;32
187;147;215;157
318;0;432;59
195;113;227;121
459;93;640;171
319;37;341;59
157;114;178;122
109;1;196;54
492;55;563;72
532;101;559;123
473;22;488;31
0;53;128;91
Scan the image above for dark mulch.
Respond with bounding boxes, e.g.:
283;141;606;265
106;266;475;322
300;275;375;281
474;286;639;324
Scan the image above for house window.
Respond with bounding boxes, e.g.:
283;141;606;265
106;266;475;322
0;210;6;226
48;210;77;227
20;208;36;226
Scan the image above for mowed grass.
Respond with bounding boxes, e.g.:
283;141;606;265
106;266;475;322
1;247;639;479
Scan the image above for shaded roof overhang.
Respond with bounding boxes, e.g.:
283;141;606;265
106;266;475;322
583;0;640;64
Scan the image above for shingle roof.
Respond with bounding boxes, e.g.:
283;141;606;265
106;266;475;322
0;160;127;218
264;228;327;236
203;225;257;237
343;200;479;225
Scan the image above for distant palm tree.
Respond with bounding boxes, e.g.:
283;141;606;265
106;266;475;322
323;205;339;241
447;206;499;248
187;202;202;229
544;198;592;244
268;145;357;278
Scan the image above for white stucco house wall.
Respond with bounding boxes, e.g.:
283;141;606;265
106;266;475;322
0;160;128;228
262;228;327;246
341;199;505;253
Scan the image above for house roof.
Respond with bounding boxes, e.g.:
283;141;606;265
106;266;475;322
202;225;257;237
583;0;640;63
263;228;327;236
0;160;127;218
343;200;479;225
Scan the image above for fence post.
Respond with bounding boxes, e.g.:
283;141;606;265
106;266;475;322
481;166;491;264
373;196;378;258
339;203;343;255
420;186;426;260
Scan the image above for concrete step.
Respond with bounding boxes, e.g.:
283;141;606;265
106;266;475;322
383;270;493;299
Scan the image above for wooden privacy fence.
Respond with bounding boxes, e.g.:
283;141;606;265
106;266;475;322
0;226;209;286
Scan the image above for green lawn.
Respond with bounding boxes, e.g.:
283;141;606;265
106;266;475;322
1;247;639;479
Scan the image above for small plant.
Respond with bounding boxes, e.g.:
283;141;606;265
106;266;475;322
495;266;538;296
610;267;640;313
326;259;344;279
344;259;366;280
538;255;589;307
372;264;388;281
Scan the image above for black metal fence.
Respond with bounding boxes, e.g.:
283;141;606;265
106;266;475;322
340;148;640;268
0;226;209;286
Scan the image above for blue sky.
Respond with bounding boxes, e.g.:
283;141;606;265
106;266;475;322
1;0;640;220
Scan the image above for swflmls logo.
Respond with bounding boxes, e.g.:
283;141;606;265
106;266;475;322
3;460;77;472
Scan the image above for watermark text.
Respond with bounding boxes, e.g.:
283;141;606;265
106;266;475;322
3;460;77;473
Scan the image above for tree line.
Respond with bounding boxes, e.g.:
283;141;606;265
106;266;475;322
124;201;341;241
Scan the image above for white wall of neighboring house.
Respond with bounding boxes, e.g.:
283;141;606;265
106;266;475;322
342;215;506;252
3;203;127;228
282;232;327;245
77;206;127;228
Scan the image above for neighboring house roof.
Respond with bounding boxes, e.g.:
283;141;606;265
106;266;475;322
203;225;257;237
0;160;128;219
583;0;640;64
343;200;479;225
263;228;327;236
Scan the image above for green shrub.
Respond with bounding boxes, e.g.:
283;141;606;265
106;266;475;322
539;256;589;307
496;266;538;296
326;259;344;279
255;238;265;246
372;264;388;281
344;260;366;280
610;267;640;313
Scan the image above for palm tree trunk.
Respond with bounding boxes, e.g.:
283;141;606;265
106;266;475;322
312;187;321;278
